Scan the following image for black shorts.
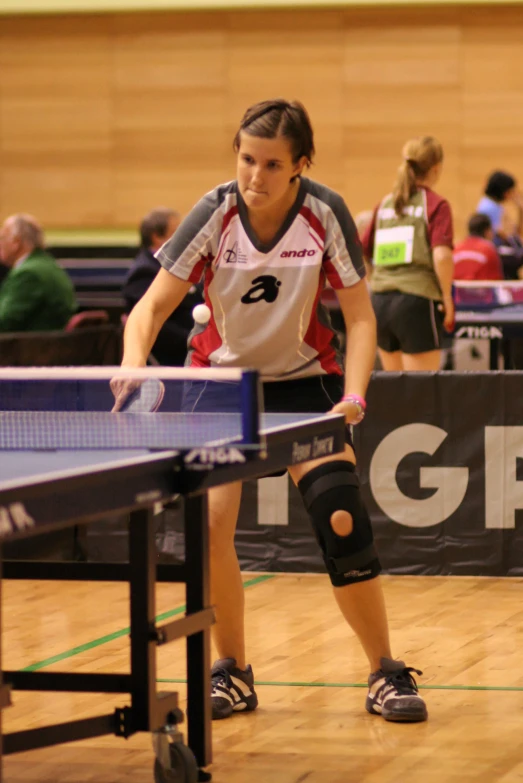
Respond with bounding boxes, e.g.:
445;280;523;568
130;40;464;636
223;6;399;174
181;373;353;448
371;291;444;354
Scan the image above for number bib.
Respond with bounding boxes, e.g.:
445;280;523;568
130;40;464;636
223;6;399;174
374;225;415;266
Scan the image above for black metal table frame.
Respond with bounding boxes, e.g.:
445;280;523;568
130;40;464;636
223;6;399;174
0;413;346;782
0;492;213;781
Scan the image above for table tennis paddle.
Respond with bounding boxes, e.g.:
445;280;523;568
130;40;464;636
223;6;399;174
119;377;165;413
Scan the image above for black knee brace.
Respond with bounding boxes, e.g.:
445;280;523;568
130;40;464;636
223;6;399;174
297;461;381;587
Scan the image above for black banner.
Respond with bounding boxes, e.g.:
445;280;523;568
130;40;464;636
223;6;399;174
352;371;523;575
77;372;523;576
238;371;523;576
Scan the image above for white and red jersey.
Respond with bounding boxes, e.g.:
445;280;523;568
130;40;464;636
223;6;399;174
453;236;503;281
156;177;365;381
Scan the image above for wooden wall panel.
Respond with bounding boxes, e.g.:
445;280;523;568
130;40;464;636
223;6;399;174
342;11;462;225
0;5;522;240
0;15;114;225
227;12;345;194
112;13;229;222
462;8;523;227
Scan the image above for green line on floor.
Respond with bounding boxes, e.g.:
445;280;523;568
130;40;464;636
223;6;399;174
21;573;275;672
156;677;523;693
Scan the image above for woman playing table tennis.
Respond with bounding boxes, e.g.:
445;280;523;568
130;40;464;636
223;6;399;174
115;99;427;723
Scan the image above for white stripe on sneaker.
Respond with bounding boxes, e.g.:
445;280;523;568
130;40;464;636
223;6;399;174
212;683;235;703
231;675;253;697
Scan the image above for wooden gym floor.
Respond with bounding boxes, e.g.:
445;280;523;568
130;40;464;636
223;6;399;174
3;573;523;783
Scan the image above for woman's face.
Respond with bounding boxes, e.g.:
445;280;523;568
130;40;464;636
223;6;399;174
503;186;517;202
237;132;307;214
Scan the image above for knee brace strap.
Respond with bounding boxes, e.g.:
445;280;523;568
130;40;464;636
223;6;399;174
297;460;381;587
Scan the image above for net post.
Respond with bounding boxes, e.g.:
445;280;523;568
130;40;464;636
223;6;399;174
239;370;264;455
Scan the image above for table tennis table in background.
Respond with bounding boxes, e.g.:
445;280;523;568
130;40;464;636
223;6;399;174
323;280;523;371
49;234;136;312
453;280;523;370
0;369;346;783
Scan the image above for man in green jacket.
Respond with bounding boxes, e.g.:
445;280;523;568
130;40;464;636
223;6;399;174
0;214;77;332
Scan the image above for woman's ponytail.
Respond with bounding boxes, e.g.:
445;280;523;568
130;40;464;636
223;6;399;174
391;137;443;217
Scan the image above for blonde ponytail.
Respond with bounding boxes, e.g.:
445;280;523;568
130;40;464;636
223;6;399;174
392;160;417;217
392;136;443;217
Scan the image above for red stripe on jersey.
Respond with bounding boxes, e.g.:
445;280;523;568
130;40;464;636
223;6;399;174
300;206;326;242
188;252;213;284
309;231;323;252
323;256;344;289
189;267;222;368
303;273;342;376
216;228;231;262
222;205;239;234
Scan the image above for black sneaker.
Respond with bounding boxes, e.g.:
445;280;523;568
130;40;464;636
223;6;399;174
211;658;258;720
366;657;428;722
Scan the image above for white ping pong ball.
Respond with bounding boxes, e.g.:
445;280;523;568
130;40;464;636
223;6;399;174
192;304;211;325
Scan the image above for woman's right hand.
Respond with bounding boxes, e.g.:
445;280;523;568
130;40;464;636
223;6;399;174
110;376;143;412
441;296;455;333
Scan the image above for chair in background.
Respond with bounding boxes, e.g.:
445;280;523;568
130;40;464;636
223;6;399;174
65;310;109;332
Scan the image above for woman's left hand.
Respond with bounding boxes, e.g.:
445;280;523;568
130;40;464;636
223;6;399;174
329;399;365;425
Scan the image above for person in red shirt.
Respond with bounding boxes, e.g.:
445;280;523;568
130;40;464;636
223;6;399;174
453;214;503;281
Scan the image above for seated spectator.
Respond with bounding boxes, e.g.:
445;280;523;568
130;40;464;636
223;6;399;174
477;171;523;239
493;233;523;280
123;207;203;366
0;214;76;332
453;214;503;280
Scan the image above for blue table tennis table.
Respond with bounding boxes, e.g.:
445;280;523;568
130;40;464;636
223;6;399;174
0;402;346;782
454;281;523;369
454;306;523;369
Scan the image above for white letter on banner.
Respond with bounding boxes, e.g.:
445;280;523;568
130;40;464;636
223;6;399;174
485;427;523;529
370;424;469;528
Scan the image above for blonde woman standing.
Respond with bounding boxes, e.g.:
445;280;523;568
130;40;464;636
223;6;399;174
362;137;455;371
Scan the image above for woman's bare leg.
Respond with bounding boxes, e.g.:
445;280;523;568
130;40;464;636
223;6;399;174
402;349;442;371
207;481;246;668
289;448;392;671
378;348;403;371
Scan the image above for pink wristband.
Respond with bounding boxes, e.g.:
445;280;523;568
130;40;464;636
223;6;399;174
342;394;366;411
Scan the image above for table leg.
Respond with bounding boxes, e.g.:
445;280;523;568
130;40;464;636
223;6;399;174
0;550;3;783
184;494;212;770
490;338;499;370
129;508;157;730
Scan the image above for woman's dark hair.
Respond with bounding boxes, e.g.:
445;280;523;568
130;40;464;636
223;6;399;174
468;213;492;238
233;99;315;166
484;171;516;202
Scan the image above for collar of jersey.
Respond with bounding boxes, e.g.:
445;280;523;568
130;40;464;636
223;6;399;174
236;177;307;254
